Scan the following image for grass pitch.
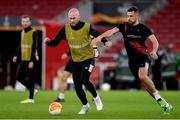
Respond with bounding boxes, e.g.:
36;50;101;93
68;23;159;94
0;90;179;119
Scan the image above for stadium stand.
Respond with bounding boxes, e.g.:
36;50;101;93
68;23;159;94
0;0;80;19
146;0;180;52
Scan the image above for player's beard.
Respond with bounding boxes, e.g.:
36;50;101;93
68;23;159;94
23;24;30;28
128;20;135;25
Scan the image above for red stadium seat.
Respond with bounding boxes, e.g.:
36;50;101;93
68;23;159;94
0;0;80;19
146;0;180;52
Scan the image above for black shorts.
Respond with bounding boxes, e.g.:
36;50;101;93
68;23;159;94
64;59;72;73
128;55;151;81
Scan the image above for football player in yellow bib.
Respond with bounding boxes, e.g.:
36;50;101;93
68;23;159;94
46;8;112;114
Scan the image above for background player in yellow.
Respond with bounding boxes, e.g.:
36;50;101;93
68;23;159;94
13;15;38;104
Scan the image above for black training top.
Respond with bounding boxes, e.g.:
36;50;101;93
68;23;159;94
47;21;107;47
117;22;152;59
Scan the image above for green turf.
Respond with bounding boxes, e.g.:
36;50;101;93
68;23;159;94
0;90;179;119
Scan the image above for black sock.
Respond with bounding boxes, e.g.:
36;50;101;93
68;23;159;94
29;89;34;99
157;98;162;101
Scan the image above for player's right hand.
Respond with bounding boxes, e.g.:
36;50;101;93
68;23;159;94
61;53;68;60
91;36;102;46
45;37;51;42
12;56;17;63
28;61;34;69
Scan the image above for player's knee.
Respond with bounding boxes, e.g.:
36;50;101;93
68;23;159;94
139;73;147;81
57;71;63;78
62;74;70;82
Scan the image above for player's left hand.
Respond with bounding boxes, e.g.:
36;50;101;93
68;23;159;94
61;53;68;60
150;51;158;60
105;41;112;47
28;62;34;69
45;37;51;42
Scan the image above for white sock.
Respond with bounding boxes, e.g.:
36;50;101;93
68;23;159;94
94;94;99;100
58;93;64;99
152;91;162;100
84;103;89;107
